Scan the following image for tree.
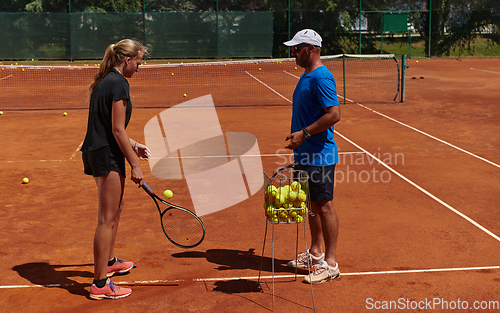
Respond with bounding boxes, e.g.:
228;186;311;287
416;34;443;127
422;0;500;56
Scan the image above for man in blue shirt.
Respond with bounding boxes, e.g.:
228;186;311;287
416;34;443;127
284;29;341;284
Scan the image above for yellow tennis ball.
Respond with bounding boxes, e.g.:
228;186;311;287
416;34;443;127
290;181;301;191
298;191;307;202
278;187;288;200
22;177;29;184
183;94;187;97
163;190;173;199
63;112;67;116
416;60;419;63
171;73;174;76
295;215;304;223
0;111;3;115
275;194;285;205
270;185;278;196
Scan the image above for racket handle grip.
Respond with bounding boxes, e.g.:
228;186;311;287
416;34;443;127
142;182;154;196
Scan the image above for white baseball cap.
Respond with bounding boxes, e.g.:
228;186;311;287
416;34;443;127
283;29;322;47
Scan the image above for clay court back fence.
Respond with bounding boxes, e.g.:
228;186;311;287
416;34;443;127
1;7;499;61
0;12;274;60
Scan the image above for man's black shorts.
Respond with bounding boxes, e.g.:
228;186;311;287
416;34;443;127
82;146;126;178
295;164;336;202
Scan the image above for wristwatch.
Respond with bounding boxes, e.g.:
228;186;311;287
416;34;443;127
302;127;311;139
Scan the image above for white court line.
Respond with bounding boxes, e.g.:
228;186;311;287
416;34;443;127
336;131;500;243
0;74;13;81
245;71;292;103
69;140;84;160
283;70;300;79
193;265;499;281
470;67;500;74
355;103;500;169
2;266;497;289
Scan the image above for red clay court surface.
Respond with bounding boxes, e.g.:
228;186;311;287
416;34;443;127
1;58;500;312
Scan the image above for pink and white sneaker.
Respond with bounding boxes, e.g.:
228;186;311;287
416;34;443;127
107;258;134;277
90;278;132;300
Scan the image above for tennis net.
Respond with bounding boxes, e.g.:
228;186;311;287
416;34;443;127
0;54;399;111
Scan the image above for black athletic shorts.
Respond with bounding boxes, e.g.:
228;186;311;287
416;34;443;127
82;145;126;178
295;164;336;202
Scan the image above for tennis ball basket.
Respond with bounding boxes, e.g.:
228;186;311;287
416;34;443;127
263;165;310;224
260;165;316;312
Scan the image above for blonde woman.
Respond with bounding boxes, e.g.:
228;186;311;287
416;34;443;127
81;39;151;300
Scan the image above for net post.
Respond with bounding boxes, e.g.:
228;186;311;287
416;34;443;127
342;54;346;105
288;0;291;58
143;0;146;47
428;0;432;57
358;0;362;55
401;55;408;102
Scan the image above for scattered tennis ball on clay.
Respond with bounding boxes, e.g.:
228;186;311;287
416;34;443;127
163;190;173;199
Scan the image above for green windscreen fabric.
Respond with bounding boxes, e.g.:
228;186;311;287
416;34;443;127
217;12;274;58
0;13;71;59
70;13;145;59
146;12;218;58
383;13;409;33
0;12;273;60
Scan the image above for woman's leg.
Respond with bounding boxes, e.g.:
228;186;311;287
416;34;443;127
93;171;125;281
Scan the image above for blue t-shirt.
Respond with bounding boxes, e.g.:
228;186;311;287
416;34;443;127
291;65;340;166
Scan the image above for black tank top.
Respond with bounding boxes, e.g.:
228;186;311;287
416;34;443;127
81;68;132;153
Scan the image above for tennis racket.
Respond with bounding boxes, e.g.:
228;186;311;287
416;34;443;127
141;182;205;248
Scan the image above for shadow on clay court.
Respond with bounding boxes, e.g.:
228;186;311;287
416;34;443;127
213;279;263;293
175;250;313;311
172;248;305;275
12;262;94;297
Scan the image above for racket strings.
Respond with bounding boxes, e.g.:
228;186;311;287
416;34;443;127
162;209;204;246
